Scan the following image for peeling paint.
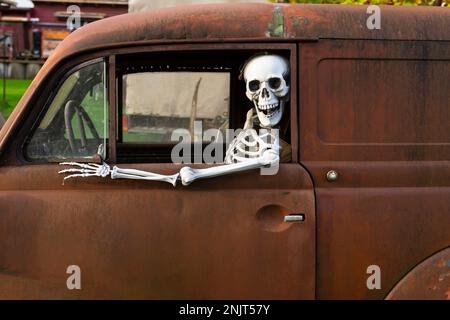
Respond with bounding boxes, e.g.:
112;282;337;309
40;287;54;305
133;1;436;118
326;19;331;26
267;6;285;38
387;247;450;300
291;16;309;28
289;16;310;38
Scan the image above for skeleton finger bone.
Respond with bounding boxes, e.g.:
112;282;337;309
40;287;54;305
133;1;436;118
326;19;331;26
59;162;110;178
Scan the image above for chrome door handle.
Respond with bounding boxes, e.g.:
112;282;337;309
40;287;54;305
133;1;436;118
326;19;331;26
284;214;305;222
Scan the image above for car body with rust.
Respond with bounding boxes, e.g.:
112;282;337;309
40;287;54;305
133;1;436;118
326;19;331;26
0;3;449;299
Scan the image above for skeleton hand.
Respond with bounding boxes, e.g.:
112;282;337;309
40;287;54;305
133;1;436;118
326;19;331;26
59;162;111;181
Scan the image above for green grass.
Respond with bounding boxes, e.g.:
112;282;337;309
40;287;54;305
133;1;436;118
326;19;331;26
0;79;32;118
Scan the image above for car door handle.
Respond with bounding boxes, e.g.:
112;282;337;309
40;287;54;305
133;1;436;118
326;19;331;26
284;214;305;222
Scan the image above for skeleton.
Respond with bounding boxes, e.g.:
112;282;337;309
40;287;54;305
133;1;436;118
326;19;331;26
59;54;290;186
59;162;180;186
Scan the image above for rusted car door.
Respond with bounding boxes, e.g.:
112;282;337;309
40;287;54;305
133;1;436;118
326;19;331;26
0;164;315;299
299;39;450;299
0;47;316;299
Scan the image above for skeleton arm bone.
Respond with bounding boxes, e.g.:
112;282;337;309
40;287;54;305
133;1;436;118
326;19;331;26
59;147;277;187
59;127;279;187
179;149;279;186
59;162;179;186
111;167;179;186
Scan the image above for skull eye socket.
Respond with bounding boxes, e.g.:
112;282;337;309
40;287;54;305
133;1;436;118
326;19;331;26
268;77;282;90
248;80;260;92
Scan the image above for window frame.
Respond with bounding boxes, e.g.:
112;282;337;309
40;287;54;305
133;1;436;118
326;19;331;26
17;42;298;166
108;43;298;164
116;63;233;164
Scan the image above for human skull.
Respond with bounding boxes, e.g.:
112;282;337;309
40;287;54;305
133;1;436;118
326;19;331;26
243;54;290;128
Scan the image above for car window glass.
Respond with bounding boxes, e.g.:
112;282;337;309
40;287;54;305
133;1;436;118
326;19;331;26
25;60;108;161
122;72;229;144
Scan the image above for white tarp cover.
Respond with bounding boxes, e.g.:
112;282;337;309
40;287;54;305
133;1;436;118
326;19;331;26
129;0;264;12
124;72;230;119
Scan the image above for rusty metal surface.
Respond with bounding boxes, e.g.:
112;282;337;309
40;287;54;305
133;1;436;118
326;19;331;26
313;187;450;299
386;247;450;300
299;39;450;162
0;164;316;299
299;38;450;299
36;3;450;65
0;3;449;300
38;4;450;58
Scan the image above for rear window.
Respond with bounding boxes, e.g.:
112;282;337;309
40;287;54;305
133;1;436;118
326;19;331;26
122;71;229;144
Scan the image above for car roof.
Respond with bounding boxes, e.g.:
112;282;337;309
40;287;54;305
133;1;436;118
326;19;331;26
38;3;450;91
55;3;450;57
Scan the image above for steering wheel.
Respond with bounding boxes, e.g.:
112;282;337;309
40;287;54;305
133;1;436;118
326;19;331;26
64;99;101;155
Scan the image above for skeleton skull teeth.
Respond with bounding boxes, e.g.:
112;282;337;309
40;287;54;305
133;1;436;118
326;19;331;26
259;102;279;111
244;55;290;128
258;102;280;122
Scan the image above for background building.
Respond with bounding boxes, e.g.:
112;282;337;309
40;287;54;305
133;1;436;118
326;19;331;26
0;0;128;78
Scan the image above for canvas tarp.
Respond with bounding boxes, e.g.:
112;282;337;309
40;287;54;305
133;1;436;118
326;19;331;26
124;72;230;119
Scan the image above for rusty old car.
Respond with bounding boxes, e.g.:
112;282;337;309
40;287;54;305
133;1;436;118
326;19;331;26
0;3;449;300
